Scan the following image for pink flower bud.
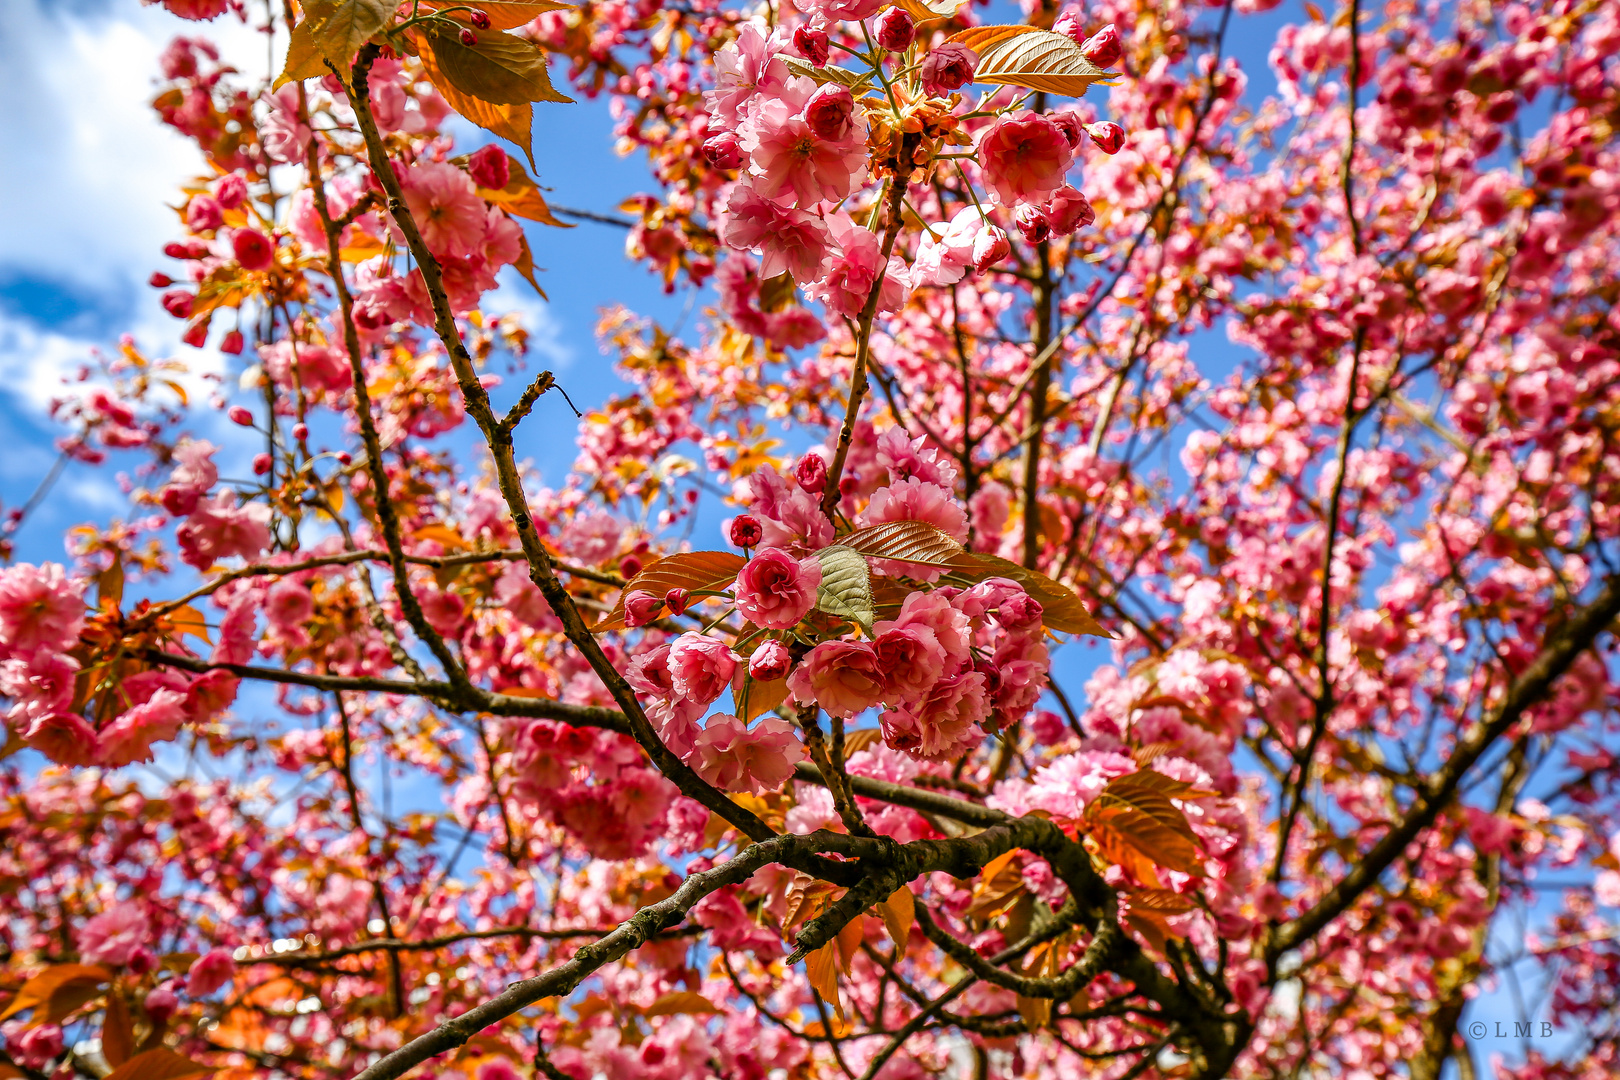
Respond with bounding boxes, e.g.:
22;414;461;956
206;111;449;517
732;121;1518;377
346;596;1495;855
1049;111;1085;148
128;947;159;976
336;452;352;465
973;225;1011;272
469;8;491;29
181;319;210;349
149;272;173;288
702;131;744;170
186;195;224;233
161;290;194;319
920;42;977;96
232;228;274;271
228;405;255;427
220;329;244;355
252;453;272;475
1015;204;1052;244
729;514;763;549
12;1024;64;1069
875;7;915;52
292;423;309;441
998;592;1043;629
215;172;248;210
144;985;179;1024
795;453;828;493
619;553;644;579
163;241;189;259
467;143;510;190
749;639;792;682
665;587;691;616
838;473;860;496
804;84;856;141
1052;8;1085;43
459;28;479;46
794;24;830;66
624;590;666;627
1043;185;1095;234
1085;121;1125;154
1080;23;1123;69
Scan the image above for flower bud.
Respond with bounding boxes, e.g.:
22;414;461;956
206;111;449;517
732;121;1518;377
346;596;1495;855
336;451;352;465
228;405;255;427
998;592;1043;629
467;143;510;190
232;228;275;271
459;28;479;47
128;947;159;976
1049;111;1085;148
181;319;210;349
1085;120;1125;154
972;654;1003;695
144;986;179;1024
12;1024;64;1069
1080;23;1123;69
803;84;855;141
149;272;173;288
1043;185;1095;234
292;423;309;441
161;290;195;319
624;590;666;627
875;7;915;52
920;42;977;96
220;329;245;355
1015;204;1052;244
794;23;830;66
252;452;272;475
469;9;491;29
702;131;744;170
973;225;1011;272
186;194;224;233
1052;8;1085;43
215;172;248;210
729;514;763;549
665;587;691;616
795;453;828;493
749;639;792;682
619;553;644;579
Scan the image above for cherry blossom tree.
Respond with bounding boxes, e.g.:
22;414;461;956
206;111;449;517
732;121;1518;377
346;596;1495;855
2;1;1619;1079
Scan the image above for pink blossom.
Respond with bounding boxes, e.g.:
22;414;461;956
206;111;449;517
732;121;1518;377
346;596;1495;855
741;85;866;207
972;224;1011;272
9;1024;63;1069
160;0;229;19
688;714;804;794
176;490;273;569
186;947;237;996
160;438;218;516
874;7;915;50
913;207;982;288
872;624;947;705
624;591;666;627
78;902;150;966
968;482;1011;548
1080;23;1124;68
1043;185;1095;234
804;215;910;318
977;112;1074;206
719;185;835;283
186;194;223;232
1085;121;1126;154
467;144;511;190
559;511;624;565
1;650;79;723
875;427;959;487
734;548;822;629
400;162;489;259
880;670;989;760
98;688;190;767
20;712;98;766
739;466;834;549
265;579;314;630
787;639;884;717
705;20;791;131
0;563;85;656
859;477;969;543
887;590;973;669
232;227;274;270
748;639;792;682
921;43;977;96
144;986;179;1023
803;84;856;141
667;633;739;705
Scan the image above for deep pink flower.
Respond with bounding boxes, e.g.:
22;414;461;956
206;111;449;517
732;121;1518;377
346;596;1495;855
161;0;230;19
1015;204;1052;243
10;1025;63;1069
872;624;947;705
748;639;792;682
265;580;314;630
400;162;489;259
176;490;273;570
1080;24;1124;69
973;224;1011;272
145;986;179;1023
801;0;884;20
667;633;739;706
688;714;804;794
803;84;856;141
1085;120;1126;154
729;514;765;549
875;7;915;51
186;194;224;232
787;639;885;717
161;438;218;517
794;24;830;66
0;650;79;723
734;548;821;629
741;90;865;208
214;171;247;209
795;452;828;493
920;43;978;96
467;144;511;190
977;112;1074;206
232;228;274;270
720;185;835;283
78;902;151;966
21;712;98;766
186;948;237;996
703;132;744;169
98;688;190;766
1043;185;1095;234
804;215;910;318
880;670;989;759
0;563;85;656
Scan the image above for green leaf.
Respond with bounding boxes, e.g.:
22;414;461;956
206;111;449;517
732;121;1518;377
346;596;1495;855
814;546;875;634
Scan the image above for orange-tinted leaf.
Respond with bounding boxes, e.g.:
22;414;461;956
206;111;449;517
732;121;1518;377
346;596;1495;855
0;964;111;1023
594;551;744;632
841;520;963;567
422;0;571;30
413;524;467;549
803;940;844;1025
473;155;572;227
944;551;1110;637
425;28;573;107
314;0;395;74
168;605;212;645
642;991;721;1018
947;25;1117;98
103;1049;216;1080
275;0;338;90
841;727;884;757
731;669;789;723
875;886;915;951
103;993;135;1068
834;914;864;974
1131;741;1177;767
511;233;548;300
1083;771;1210;877
417;35;537;167
893;0;968;21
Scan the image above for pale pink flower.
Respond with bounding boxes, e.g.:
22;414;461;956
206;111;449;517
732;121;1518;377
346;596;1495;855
186;948;237;996
176;490;273;570
260;86;312;165
21;712;98;766
734;548;822;629
800;0;885;21
495;563;556;629
667;633;739;706
1;650;79;723
0;563;85;656
688;714;804;794
705;20;791;131
1597;870;1620;907
97;688;190;767
875;427;959;487
1013;751;1137;819
265;579;314;630
991;631;1050;725
160;439;218;517
559;511;624;565
859;477;969;542
880;670;989;760
740;465;835;549
741;85;866;207
400;162;489;259
78;902;151;966
748;639;792;682
912;207;983;288
872;624;947;705
977;112;1074;206
787;639;885;717
719;185;835;283
804;215;910;318
969;482;1011;548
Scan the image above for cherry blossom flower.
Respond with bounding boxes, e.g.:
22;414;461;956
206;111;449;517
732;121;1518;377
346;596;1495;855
78;902;151;966
688;714;804;794
734;548;822;629
977;112;1075;205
